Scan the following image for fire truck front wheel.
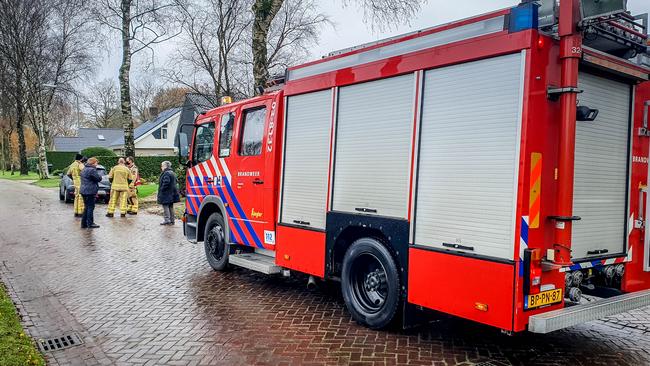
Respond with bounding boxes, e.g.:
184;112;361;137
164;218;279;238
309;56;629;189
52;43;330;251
341;237;401;329
204;213;229;271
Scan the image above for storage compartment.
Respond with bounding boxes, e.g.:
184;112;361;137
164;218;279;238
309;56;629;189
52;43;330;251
280;90;332;229
332;74;415;219
571;72;631;260
413;52;525;260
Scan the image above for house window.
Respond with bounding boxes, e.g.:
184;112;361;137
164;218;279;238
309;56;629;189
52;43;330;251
97;134;105;141
153;124;168;140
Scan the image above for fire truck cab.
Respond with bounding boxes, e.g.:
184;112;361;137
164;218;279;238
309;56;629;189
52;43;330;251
182;0;650;333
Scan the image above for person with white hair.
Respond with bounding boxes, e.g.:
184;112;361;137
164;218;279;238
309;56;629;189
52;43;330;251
157;160;179;225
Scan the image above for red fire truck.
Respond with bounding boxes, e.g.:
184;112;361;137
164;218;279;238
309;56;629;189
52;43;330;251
180;0;650;333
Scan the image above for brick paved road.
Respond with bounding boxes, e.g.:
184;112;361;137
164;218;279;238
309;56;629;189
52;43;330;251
1;179;650;366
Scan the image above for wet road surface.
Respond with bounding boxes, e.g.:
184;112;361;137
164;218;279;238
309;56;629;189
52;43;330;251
1;179;649;365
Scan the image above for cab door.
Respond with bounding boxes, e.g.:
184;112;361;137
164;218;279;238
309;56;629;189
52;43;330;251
221;99;273;249
187;120;216;216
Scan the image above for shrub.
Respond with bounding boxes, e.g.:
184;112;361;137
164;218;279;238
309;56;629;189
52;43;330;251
80;146;117;158
46;151;78;171
27;157;39;172
90;155;179;181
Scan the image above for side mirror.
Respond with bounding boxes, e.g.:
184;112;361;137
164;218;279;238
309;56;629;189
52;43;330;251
179;132;189;157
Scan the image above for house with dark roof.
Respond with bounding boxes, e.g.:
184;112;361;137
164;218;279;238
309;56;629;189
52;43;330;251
110;107;182;156
177;93;217;151
53;128;124;153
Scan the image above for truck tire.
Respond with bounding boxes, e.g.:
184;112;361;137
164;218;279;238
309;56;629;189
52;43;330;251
341;237;401;329
204;213;229;271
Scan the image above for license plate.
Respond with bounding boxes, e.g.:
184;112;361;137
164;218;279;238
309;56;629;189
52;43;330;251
525;288;563;310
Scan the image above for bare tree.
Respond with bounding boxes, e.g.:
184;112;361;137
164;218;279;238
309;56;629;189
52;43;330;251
0;55;15;173
83;79;122;128
48;96;83;137
152;87;191;110
250;0;425;91
167;0;251;99
24;0;95;178
170;0;326;99
131;76;163;123
94;0;182;157
0;0;47;174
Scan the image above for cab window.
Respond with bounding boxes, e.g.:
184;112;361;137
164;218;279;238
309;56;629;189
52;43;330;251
193;122;215;163
219;113;235;157
239;107;267;156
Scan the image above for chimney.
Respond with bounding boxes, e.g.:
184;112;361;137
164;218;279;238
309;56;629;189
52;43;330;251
149;107;159;117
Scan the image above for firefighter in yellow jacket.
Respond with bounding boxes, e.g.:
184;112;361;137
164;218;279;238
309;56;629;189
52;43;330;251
106;158;134;217
126;156;140;215
66;153;85;217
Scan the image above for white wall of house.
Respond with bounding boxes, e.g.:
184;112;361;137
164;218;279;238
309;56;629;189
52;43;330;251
111;111;181;156
136;112;181;151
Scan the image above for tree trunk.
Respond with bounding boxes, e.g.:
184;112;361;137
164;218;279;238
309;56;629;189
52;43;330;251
15;73;28;175
251;0;284;94
36;115;49;179
119;0;135;157
0;132;4;174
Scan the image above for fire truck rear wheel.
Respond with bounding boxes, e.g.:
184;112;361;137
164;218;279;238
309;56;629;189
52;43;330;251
341;237;401;329
204;213;229;271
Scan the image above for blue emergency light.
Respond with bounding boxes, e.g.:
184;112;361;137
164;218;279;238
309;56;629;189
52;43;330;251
509;2;540;33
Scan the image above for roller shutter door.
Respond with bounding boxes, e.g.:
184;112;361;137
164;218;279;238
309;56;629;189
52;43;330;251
571;73;631;260
332;74;415;218
281;90;332;229
414;52;524;260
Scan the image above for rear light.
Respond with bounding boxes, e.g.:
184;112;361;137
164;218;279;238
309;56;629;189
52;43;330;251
524;248;543;295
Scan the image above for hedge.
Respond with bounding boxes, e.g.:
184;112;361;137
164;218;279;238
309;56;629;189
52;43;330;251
45;153;182;180
46;151;77;171
80;146;117;157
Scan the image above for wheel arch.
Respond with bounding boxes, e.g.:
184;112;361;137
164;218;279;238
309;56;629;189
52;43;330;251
325;212;409;283
197;196;230;243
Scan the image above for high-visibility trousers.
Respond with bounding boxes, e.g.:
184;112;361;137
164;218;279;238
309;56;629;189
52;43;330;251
127;188;138;213
107;190;128;215
73;187;84;215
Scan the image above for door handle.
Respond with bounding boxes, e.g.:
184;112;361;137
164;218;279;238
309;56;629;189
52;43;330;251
205;178;214;183
253;179;264;185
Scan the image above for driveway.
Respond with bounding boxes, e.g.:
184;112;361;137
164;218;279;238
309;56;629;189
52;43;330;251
1;179;649;365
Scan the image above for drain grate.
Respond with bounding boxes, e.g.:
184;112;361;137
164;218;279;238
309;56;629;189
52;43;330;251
37;333;83;352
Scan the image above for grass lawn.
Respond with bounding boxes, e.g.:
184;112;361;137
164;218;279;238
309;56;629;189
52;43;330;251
138;183;159;198
0;284;45;366
33;179;60;188
0;171;39;180
0;171;61;188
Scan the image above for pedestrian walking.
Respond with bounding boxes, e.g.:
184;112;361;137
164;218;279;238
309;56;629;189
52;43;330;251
125;156;140;215
106;158;133;218
66;153;85;217
79;157;102;229
158;161;179;225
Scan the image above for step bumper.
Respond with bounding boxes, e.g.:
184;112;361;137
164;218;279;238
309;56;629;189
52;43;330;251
528;289;650;333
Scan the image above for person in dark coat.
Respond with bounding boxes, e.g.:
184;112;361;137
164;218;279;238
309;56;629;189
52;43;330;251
158;161;179;225
79;157;102;229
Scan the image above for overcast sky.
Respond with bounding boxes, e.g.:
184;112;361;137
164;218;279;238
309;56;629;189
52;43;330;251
97;0;650;84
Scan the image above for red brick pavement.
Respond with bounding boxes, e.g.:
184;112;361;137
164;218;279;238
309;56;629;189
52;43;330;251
1;180;649;366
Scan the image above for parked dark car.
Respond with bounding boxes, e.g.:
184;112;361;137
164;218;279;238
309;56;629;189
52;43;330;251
59;165;111;204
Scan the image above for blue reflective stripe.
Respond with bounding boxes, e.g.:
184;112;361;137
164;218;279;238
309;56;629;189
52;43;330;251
213;184;250;246
223;177;263;248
